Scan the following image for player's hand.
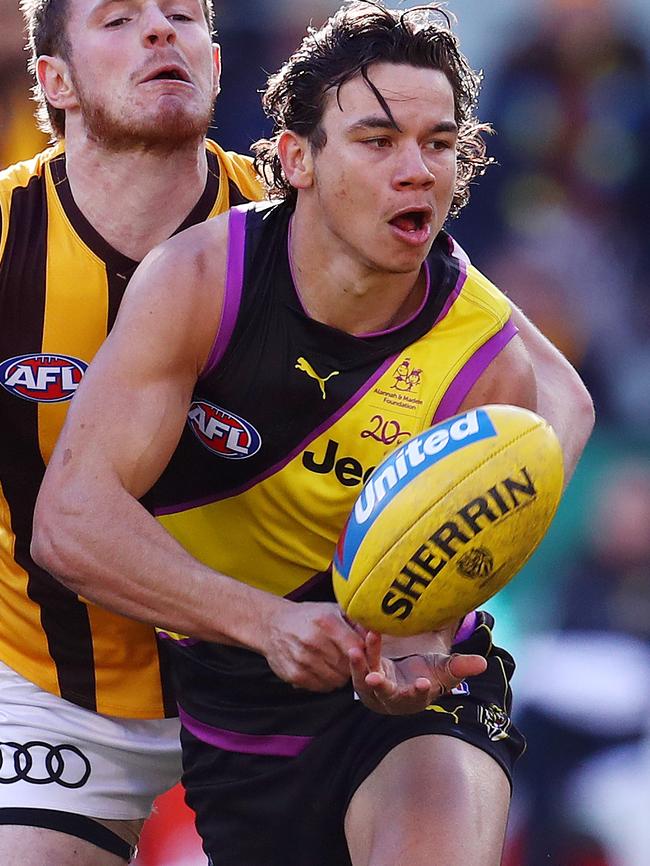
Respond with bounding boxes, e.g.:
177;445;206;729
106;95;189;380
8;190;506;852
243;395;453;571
349;631;487;715
262;601;366;692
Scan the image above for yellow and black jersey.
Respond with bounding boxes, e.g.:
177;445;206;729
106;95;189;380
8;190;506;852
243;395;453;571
0;141;263;718
147;201;517;730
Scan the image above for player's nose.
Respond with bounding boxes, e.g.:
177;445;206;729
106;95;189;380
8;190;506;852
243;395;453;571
141;2;177;46
393;142;435;190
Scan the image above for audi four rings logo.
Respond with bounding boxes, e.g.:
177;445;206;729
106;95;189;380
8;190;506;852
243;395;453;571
0;741;91;788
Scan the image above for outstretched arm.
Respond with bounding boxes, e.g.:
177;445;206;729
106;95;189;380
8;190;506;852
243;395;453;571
509;305;594;484
32;215;363;692
458;309;594;487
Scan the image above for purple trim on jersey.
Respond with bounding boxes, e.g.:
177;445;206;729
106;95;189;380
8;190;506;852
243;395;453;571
359;262;431;338
153;352;399;515
446;233;471;266
288;219;431;338
431;318;518;424
156;631;199;647
433;255;467;326
285;570;330;601
200;206;247;379
179;705;314;757
453;611;478;644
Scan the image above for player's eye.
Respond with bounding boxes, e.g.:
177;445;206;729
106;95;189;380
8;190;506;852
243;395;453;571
426;139;454;152
366;137;391;149
105;16;130;27
169;13;193;21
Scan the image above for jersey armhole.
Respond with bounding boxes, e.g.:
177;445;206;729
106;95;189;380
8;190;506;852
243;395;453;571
430;316;519;424
199;206;247;379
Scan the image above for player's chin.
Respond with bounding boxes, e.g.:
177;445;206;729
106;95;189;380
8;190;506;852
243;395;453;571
381;237;433;272
373;250;428;276
139;110;211;147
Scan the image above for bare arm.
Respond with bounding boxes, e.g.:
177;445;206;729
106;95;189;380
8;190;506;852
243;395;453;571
32;215;363;691
435;237;593;480
459;331;537;411
458;311;594;487
509;305;595;485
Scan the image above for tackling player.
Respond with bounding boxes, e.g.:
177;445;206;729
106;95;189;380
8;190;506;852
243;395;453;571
0;0;261;862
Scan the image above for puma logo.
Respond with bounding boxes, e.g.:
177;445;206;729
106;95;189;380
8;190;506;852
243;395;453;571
425;704;463;725
295;357;339;399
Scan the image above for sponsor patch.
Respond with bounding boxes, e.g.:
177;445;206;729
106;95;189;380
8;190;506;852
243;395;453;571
372;357;425;414
477;703;512;742
295;356;339;399
451;680;470;696
0;740;91;788
187;400;261;459
353;410;497;527
425;704;463;724
0;354;88;403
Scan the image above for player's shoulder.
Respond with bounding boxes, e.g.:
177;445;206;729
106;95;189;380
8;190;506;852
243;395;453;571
171;206;230;256
137;210;231;299
119;211;232;367
0;143;63;263
444;232;511;324
0;142;62;194
205;139;264;202
205;139;250;173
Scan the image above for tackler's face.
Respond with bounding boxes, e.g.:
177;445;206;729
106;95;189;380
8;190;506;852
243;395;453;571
309;62;458;276
63;0;219;148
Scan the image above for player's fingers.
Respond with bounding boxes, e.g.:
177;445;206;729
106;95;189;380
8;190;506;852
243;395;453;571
446;653;487;681
348;645;369;678
365;670;404;709
295;641;362;690
406;678;438;713
349;645;379;698
319;615;366;671
345;617;370;640
433;653;486;694
364;630;383;672
373;678;431;714
364;670;388;690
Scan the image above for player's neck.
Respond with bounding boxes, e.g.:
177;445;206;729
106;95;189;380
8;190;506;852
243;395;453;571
64;135;209;262
289;207;426;336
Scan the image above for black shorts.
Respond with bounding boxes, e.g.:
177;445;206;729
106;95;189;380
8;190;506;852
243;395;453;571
179;612;525;866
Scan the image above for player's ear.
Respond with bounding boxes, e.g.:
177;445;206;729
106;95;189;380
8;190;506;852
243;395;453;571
278;130;314;192
212;43;221;97
37;55;78;111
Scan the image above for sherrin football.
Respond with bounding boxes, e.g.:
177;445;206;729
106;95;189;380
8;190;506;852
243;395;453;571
332;404;563;636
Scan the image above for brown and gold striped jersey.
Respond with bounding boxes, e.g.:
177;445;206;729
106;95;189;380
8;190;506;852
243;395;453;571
0;141;262;718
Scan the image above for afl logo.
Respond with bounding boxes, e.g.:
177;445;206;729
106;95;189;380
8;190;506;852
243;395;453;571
187;400;261;460
0;354;88;403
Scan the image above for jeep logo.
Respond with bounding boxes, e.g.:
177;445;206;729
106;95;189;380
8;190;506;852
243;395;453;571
302;439;375;487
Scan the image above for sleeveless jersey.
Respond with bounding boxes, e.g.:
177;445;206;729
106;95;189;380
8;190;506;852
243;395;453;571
147;201;517;728
0;141;263;718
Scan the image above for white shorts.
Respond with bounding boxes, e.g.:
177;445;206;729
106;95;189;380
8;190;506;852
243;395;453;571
0;660;182;820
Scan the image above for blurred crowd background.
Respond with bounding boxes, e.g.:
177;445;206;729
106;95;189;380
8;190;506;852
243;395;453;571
2;0;649;863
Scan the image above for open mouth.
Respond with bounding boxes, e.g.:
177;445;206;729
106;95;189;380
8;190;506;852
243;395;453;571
389;210;430;233
144;67;190;83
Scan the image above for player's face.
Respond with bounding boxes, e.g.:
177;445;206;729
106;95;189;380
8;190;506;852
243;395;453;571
310;63;458;274
64;0;218;149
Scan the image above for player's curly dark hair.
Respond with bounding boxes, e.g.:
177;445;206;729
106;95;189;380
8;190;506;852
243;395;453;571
20;0;215;141
252;0;492;217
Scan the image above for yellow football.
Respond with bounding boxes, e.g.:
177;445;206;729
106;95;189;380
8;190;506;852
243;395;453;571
332;404;563;636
